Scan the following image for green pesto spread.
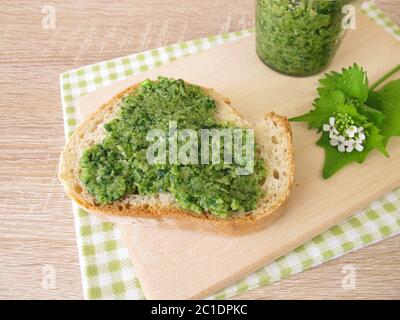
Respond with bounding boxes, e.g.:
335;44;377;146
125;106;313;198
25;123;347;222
80;77;266;218
256;0;348;76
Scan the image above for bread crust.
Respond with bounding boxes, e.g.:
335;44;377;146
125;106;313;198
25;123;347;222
59;80;295;236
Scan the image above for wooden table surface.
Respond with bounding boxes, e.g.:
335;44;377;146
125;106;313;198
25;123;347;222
0;0;399;300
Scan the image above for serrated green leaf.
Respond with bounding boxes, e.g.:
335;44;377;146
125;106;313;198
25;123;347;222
290;63;398;179
317;134;368;179
318;63;369;103
335;103;368;124
364;124;388;157
290;90;345;129
358;104;385;126
366;79;400;145
318;124;387;178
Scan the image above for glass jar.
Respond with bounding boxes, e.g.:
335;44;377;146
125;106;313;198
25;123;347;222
256;0;349;76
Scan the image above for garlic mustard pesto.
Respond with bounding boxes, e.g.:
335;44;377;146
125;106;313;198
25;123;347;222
256;0;348;76
80;77;267;217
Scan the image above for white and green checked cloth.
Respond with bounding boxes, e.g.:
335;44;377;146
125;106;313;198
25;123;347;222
60;1;400;300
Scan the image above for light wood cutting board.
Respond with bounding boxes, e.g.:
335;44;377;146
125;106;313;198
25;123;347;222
78;13;400;299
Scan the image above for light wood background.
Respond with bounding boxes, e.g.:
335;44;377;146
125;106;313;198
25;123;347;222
0;0;399;300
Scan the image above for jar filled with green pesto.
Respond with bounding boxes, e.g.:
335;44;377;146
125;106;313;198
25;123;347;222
256;0;349;76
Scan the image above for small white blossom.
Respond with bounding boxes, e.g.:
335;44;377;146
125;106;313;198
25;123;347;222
323;117;339;138
330;128;339;139
330;135;347;152
357;127;366;141
330;136;338;147
345;139;355;152
325;116;367;153
354;138;364;152
345;138;364;152
346;125;358;138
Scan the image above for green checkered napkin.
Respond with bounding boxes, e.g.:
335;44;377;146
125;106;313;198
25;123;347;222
60;1;400;299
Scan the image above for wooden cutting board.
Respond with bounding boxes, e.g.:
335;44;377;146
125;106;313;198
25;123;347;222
78;13;400;299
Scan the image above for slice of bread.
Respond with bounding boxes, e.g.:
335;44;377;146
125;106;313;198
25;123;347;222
59;81;294;235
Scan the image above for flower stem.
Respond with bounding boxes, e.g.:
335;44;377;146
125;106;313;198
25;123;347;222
369;64;400;92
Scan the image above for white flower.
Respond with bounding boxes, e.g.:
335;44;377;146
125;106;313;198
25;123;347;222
357;127;366;141
322;117;335;131
345;139;355;152
323;117;339;138
346;125;358;138
330;135;347;152
345;138;364;152
354;138;364;152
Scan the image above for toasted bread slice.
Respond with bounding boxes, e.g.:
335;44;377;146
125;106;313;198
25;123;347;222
59;81;294;235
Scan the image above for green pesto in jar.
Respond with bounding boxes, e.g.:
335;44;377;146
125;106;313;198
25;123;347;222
80;77;267;218
256;0;348;76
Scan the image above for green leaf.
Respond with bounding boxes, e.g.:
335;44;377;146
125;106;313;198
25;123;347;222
364;124;388;157
366;79;400;145
358;104;385;127
318;63;369;103
290;64;369;129
290;90;345;129
317;134;368;179
290;63;397;179
318;124;387;179
335;103;368;124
